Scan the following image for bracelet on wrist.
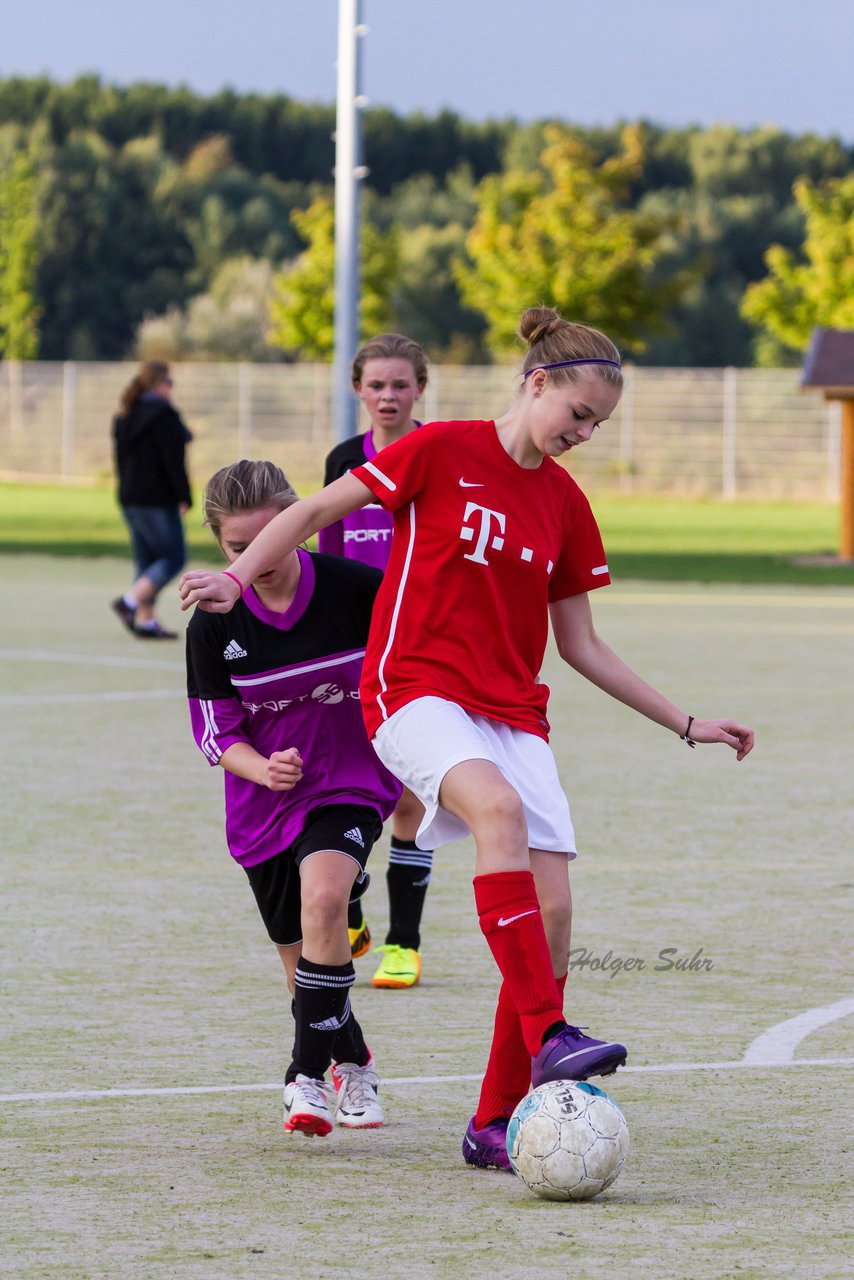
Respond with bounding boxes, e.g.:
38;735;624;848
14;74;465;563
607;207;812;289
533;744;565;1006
222;569;245;595
682;715;696;748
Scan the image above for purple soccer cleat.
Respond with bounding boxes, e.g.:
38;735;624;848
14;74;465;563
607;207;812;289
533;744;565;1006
531;1025;627;1087
462;1115;512;1172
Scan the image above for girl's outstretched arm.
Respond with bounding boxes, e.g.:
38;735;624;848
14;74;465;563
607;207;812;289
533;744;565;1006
179;472;373;612
549;593;754;760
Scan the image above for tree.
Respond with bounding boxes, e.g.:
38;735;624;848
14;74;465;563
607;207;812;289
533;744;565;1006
455;125;689;357
0;146;40;358
268;196;398;360
741;173;854;359
393;222;487;361
382;167;487;359
35;129;191;358
136;256;281;361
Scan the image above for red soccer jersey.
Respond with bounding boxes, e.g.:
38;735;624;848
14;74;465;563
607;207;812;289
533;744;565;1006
353;419;610;741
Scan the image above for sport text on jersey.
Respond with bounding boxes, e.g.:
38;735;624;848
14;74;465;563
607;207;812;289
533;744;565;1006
241;681;362;714
343;527;392;544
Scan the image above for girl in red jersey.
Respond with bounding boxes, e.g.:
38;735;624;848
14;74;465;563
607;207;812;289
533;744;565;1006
319;333;433;992
179;307;754;1171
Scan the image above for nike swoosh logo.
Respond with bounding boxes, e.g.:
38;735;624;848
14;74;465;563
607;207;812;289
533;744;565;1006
458;479;484;487
551;1047;620;1066
465;1135;477;1149
497;909;538;927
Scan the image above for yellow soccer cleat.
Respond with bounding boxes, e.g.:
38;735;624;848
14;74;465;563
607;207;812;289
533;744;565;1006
349;917;372;959
371;944;422;989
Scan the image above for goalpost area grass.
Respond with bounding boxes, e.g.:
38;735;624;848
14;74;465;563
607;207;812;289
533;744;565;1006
1;553;851;1279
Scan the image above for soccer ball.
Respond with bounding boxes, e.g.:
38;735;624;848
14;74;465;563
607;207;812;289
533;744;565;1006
506;1080;629;1201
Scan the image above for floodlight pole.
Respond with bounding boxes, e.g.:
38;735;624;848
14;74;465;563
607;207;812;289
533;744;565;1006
332;0;368;443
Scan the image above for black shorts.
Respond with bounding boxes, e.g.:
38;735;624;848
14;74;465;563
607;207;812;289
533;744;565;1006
243;804;381;947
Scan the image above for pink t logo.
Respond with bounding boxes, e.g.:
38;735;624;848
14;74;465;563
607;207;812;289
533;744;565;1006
459;502;506;565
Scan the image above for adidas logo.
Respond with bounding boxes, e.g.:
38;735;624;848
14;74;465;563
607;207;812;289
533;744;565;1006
309;1014;348;1031
344;826;365;848
223;639;248;660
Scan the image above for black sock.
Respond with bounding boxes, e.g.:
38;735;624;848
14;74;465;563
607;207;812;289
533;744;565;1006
286;956;355;1083
346;871;370;932
542;1020;567;1046
385;839;433;950
332;1005;369;1068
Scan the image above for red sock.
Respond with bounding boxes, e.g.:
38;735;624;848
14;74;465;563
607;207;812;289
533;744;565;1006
473;870;563;1057
475;973;567;1129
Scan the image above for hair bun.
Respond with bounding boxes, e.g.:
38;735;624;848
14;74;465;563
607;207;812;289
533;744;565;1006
518;306;562;347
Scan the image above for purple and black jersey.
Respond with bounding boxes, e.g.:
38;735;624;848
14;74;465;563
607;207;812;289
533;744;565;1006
318;430;403;571
186;550;401;867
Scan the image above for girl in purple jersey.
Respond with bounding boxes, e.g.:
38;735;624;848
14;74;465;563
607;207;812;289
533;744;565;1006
186;460;400;1137
320;334;433;992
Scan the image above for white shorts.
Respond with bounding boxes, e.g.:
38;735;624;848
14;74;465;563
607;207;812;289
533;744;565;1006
372;696;577;856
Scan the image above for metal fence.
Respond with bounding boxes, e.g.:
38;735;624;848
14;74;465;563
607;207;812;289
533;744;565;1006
0;360;842;501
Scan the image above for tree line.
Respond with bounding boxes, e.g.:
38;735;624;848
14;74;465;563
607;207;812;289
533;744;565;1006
0;74;851;365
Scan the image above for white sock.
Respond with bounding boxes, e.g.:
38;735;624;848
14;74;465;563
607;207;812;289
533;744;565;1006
122;593;139;609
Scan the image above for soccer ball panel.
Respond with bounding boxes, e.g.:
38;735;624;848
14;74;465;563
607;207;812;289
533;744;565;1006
520;1114;561;1157
585;1096;626;1141
582;1136;620;1181
542;1148;587;1190
558;1115;599;1156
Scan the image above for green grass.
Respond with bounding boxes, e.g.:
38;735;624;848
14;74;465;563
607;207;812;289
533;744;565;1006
1;481;853;585
595;497;854;585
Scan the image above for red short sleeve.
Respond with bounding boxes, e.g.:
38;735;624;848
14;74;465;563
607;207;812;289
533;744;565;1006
352;427;432;512
548;487;611;601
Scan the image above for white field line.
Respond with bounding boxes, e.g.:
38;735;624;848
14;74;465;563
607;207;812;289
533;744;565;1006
0;690;179;705
5;999;852;1106
741;996;854;1064
0;649;184;671
2;1057;853;1106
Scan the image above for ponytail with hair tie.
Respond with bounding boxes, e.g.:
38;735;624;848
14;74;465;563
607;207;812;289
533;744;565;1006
517;306;622;388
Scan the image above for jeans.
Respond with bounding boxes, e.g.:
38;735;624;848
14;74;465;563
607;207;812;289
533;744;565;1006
122;504;187;596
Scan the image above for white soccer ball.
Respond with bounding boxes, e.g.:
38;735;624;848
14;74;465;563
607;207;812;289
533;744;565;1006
506;1080;629;1201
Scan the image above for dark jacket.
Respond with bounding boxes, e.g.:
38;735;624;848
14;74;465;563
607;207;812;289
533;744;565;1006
113;393;193;508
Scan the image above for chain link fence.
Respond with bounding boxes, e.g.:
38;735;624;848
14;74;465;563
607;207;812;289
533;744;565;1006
0;360;841;500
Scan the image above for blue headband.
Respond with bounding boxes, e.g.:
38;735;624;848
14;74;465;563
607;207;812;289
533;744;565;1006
523;358;622;379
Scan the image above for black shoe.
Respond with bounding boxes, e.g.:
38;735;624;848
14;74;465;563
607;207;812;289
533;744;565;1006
111;597;137;633
134;621;178;640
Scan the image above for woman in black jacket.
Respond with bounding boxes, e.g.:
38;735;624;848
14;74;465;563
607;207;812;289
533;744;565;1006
111;360;193;639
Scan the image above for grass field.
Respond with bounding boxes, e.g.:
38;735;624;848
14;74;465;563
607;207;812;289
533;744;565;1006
2;480;854;586
2;555;852;1279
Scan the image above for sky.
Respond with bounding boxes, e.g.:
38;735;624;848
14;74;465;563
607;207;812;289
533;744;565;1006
4;0;854;141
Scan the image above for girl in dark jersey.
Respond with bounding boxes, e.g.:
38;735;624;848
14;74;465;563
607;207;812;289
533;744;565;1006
180;310;754;1170
186;460;400;1137
320;334;432;991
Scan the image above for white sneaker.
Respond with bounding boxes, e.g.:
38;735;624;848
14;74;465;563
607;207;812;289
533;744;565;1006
283;1073;333;1137
333;1060;384;1129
